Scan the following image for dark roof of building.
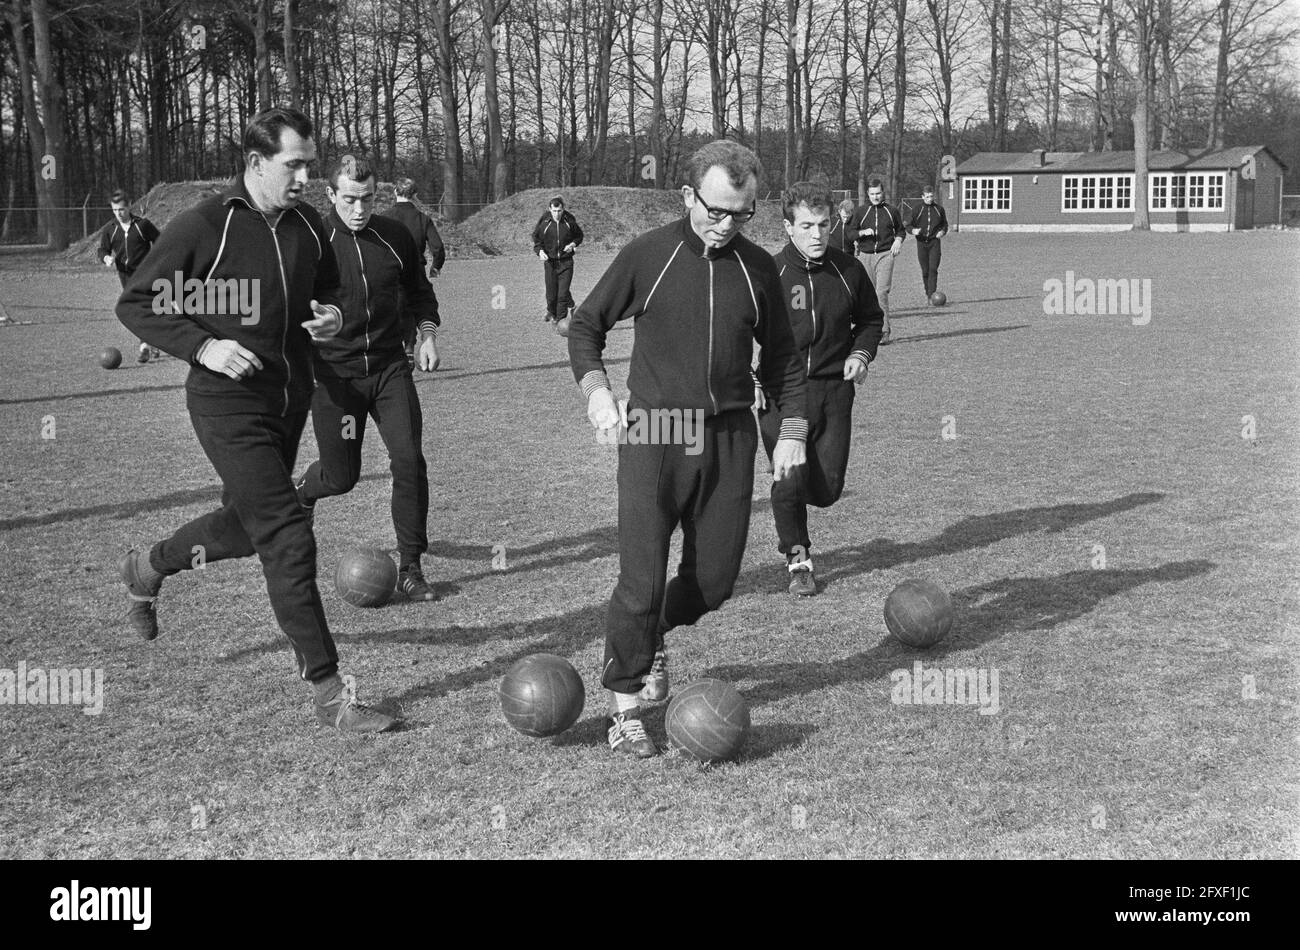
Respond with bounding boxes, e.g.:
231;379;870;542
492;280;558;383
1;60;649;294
957;146;1286;175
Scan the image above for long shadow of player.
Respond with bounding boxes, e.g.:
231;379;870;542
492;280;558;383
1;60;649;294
887;324;1030;345
707;558;1214;708
421;355;630;385
0;381;187;407
733;491;1166;597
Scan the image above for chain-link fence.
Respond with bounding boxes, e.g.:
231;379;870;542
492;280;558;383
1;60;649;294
0;206;113;246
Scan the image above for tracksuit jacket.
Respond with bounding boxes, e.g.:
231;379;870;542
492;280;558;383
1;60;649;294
384;201;446;271
532;211;584;260
908;202;949;240
99;214;160;275
828;216;857;254
569;216;808;441
315;209;440;378
774;243;884;379
116;177;343;417
850;201;906;254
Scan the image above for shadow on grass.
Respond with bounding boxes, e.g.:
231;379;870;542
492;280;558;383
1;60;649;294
425;355;629;384
0;470;392;531
888;324;1030;345
0;380;186;406
708;558;1215;707
735;491;1167;596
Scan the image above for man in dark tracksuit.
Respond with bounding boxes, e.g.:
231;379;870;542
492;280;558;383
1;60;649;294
533;196;583;324
850;179;905;343
115;107;397;734
828;199;857;254
569;140;807;758
908;185;949;301
384;178;446;362
295;156;442;602
99;190;161;362
764;183;883;596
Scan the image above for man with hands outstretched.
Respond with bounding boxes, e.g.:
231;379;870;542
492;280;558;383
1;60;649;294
568;140;807;758
116;107;399;734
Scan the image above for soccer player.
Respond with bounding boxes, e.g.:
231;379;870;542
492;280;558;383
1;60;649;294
294;155;442;603
908;185;949;302
115;107;398;734
568;140;808;758
99;190;161;362
763;183;883;595
533;196;583;324
851;179;905;343
828;198;857;254
384;177;446;365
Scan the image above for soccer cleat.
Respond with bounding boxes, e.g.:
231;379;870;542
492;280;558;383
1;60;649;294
137;342;151;363
787;545;818;597
879;325;893;345
606;708;659;758
315;695;400;733
639;643;669;703
397;562;437;602
120;548;162;640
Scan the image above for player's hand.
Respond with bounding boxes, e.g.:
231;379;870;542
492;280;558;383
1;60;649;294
199;339;263;380
890;239;902;257
771;438;806;482
938;230;948;239
102;255;114;267
302;300;342;340
843;355;869;384
563;242;577;254
538;249;547;262
416;334;440;372
753;383;767;411
859;228;875;237
428;267;440;279
587;388;620;431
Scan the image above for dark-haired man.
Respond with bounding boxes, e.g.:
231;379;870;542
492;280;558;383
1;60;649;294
294;155;442;602
569;139;807;758
533;196;583;324
765;183;883;595
99;190;161;362
908;185;949;302
116;107;398;734
385;178;446;364
851;179;905;343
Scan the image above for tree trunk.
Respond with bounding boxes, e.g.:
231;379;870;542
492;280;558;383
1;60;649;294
650;0;665;187
31;0;67;248
285;0;299;108
480;0;508;201
432;0;464;219
1207;0;1229;148
887;0;907;197
785;0;796;186
1132;0;1153;230
255;0;272;110
590;0;615;183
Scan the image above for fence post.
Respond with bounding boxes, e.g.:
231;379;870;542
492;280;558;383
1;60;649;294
83;194;91;239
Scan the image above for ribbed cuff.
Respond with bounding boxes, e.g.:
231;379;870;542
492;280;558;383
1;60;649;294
192;338;214;366
778;417;808;442
749;368;760;387
418;321;438;339
850;348;872;365
580;370;611;400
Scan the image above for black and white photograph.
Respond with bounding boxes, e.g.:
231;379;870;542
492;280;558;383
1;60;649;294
0;0;1296;895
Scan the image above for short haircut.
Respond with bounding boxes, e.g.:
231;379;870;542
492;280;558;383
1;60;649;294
838;199;855;215
922;184;935;195
683;140;763;193
243;107;314;162
326;154;377;190
394;177;418;198
549;196;565;208
867;178;884;191
110;190;129;206
781;182;834;222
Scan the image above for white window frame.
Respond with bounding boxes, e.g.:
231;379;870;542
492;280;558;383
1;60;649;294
1061;174;1134;212
1149;172;1226;211
962;176;1013;213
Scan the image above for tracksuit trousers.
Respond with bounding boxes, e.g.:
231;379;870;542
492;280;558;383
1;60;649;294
148;409;339;683
297;358;430;563
543;257;575;319
759;376;854;556
916;238;942;297
602;406;757;694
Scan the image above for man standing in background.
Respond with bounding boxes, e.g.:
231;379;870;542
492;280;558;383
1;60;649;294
100;190;161;362
851;179;905;344
908;185;949;303
533;196;583;326
384;177;445;365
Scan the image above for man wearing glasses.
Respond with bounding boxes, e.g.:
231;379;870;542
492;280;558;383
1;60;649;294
568;140;808;758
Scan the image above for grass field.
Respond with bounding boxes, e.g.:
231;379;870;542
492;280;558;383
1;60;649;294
1;229;1297;859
